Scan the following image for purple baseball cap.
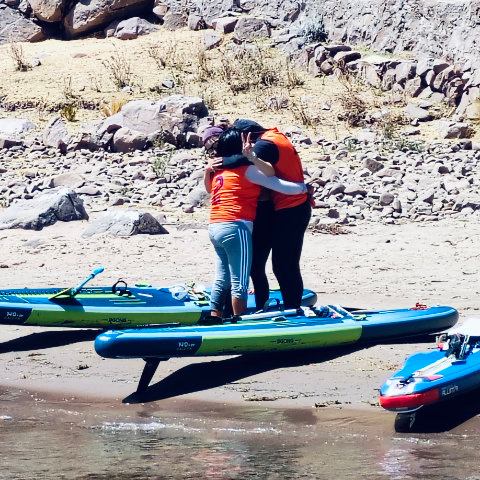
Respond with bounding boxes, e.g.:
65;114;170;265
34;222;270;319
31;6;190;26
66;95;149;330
201;126;224;145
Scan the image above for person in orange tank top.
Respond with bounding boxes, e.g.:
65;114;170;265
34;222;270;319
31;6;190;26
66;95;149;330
221;119;312;311
203;128;308;319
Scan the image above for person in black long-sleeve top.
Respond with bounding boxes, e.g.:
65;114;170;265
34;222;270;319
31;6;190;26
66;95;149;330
222;119;311;310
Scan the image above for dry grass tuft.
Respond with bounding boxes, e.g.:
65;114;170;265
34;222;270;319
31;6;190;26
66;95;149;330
60;102;78;122
100;97;128;117
8;40;30;72
291;98;318;128
103;48;134;90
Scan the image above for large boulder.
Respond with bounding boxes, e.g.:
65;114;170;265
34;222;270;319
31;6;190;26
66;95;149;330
63;0;151;37
29;0;65;22
42;116;71;151
404;103;432;122
202;0;236;24
98;96;207;147
0;118;36;137
112;127;150;152
0;5;45;44
82;209;168;237
438;121;474;139
163;9;188;30
233;16;271;43
0;188;88;231
110;16;156;39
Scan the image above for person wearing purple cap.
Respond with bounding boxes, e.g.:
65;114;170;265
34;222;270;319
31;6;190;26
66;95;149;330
202;126;224;157
202;128;308;319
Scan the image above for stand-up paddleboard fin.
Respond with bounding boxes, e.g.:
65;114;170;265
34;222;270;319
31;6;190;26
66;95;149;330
49;266;105;300
136;357;169;393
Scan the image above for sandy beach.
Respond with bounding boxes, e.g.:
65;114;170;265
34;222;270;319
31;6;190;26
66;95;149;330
0;215;478;410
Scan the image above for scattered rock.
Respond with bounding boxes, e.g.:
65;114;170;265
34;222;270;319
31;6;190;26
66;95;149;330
405;103;432;122
0;188;88;231
111;17;156;40
0;119;36;137
42;116;70;152
233;17;271;43
82;209;168;237
438;121;474;139
379;192;394;206
64;0;151;37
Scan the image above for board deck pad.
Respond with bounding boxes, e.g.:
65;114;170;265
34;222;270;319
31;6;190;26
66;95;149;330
94;304;458;394
95;305;458;359
380;319;480;412
0;286;317;328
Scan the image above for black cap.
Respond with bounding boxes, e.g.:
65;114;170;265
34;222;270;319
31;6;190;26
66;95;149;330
233;119;266;133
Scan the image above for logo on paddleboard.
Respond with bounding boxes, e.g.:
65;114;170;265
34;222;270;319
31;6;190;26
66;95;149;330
441;384;459;397
177;341;197;351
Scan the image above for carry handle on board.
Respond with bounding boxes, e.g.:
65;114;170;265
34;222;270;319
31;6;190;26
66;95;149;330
49;266;105;300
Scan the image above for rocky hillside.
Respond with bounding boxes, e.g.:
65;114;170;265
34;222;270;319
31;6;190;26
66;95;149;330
2;0;479;120
3;0;480;63
1;0;479;234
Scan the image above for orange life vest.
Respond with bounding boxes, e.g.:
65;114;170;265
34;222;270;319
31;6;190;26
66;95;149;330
260;128;307;210
209;166;261;223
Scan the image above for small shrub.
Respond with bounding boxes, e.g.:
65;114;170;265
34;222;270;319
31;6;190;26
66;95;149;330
219;44;281;94
339;94;368;127
376;112;408;139
291;98;317;128
62;76;77;100
380;137;425;154
37;99;48;122
8;41;30;72
100;97;127;117
195;47;214;83
90;75;103;93
60;102;78;122
284;57;304;90
300;17;327;43
253;87;289;112
152;151;172;178
148;40;188;72
343;138;361;152
202;87;220;110
148;43;167;70
103;49;134;90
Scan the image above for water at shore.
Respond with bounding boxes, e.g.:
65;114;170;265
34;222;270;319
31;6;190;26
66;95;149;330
1;388;480;480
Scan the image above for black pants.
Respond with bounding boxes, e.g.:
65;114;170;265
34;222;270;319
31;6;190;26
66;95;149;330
251;200;311;310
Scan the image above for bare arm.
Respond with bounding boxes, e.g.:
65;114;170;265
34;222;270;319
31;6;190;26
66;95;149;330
246;166;307;195
203;160;215;193
248;151;275;176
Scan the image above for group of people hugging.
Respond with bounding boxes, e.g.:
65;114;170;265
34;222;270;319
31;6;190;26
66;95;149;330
201;119;313;320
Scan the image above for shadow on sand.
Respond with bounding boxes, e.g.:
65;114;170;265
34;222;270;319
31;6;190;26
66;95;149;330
123;333;436;405
0;330;101;354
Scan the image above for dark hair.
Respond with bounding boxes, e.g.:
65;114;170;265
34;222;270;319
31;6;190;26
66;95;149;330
216;128;243;157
